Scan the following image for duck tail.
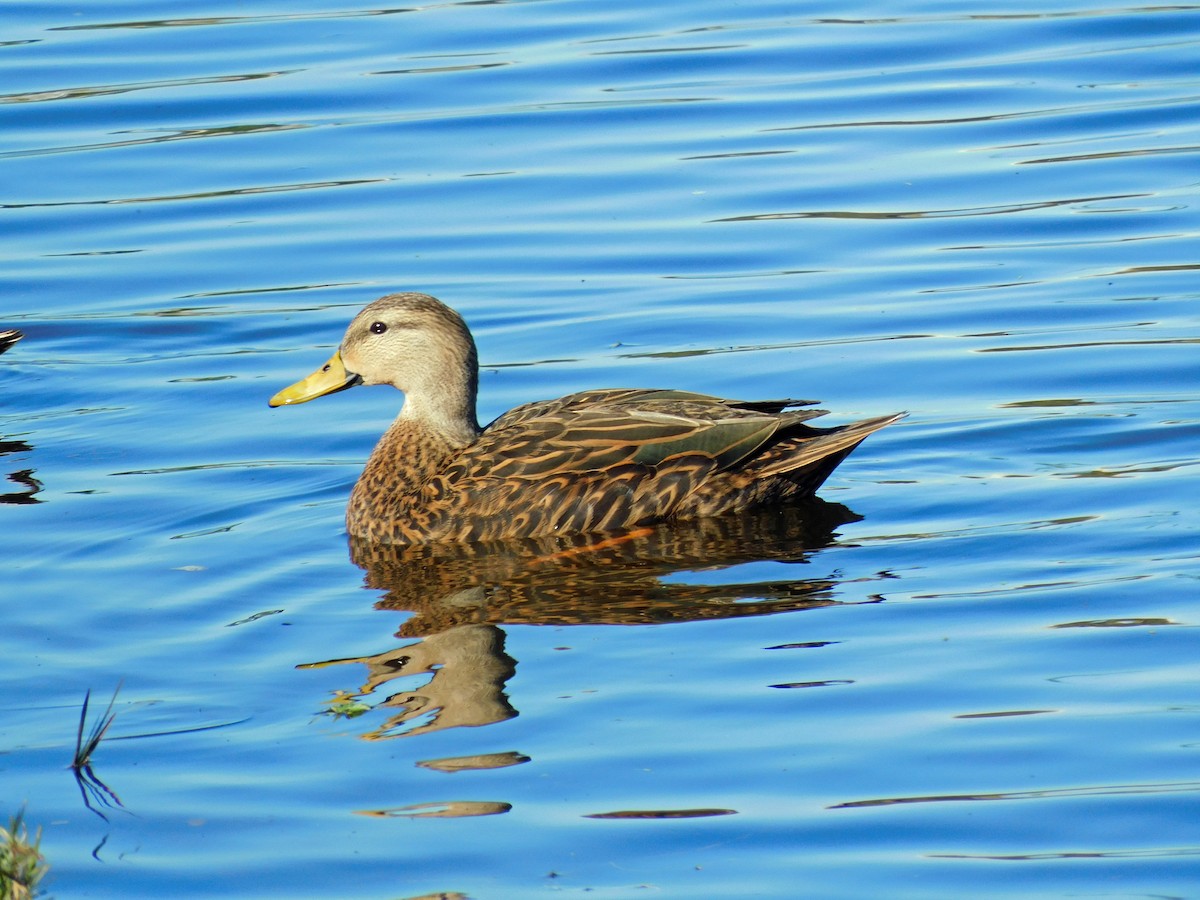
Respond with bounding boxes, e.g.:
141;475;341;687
753;411;906;485
0;329;23;355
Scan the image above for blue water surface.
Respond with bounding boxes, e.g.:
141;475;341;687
2;0;1199;897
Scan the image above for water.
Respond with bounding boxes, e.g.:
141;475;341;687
3;0;1199;897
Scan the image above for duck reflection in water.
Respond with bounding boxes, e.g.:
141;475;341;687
0;439;40;505
301;500;880;741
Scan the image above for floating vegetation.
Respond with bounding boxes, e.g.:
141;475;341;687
323;694;373;720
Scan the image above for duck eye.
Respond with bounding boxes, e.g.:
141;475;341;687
369;321;388;335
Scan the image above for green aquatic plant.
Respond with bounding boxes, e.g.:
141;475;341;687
323;693;373;720
0;810;48;900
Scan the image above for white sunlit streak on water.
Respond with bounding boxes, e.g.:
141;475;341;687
1;0;1200;898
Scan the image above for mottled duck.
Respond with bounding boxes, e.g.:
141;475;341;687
270;293;903;544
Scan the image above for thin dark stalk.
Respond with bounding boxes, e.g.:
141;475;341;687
71;684;125;821
72;683;121;771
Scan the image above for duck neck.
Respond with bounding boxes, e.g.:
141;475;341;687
393;330;483;446
397;381;481;448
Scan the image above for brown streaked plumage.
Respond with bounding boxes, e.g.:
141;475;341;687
270;292;904;545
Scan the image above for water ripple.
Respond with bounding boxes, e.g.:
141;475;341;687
0;70;295;105
833;781;1200;810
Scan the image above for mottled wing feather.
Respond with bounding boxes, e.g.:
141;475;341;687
479;401;800;480
630;416;779;470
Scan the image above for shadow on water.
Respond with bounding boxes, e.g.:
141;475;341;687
301;500;876;741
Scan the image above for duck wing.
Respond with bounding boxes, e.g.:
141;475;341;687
478;389;829;479
423;390;900;540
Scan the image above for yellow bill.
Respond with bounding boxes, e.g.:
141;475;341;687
269;350;361;407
